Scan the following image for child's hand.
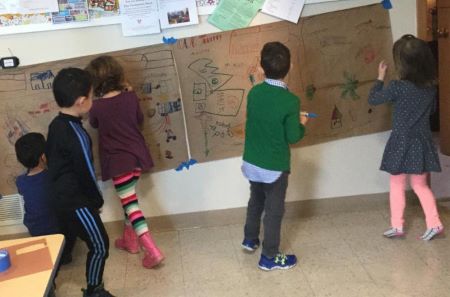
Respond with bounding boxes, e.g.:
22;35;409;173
378;60;388;81
300;114;309;125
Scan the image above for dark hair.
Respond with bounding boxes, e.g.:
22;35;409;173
85;55;126;97
15;132;46;169
52;68;92;108
260;42;291;79
393;34;437;87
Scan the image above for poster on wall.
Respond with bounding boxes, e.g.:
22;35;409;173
261;0;306;24
119;0;160;36
52;0;89;24
0;13;52;27
88;0;120;19
0;0;59;14
196;0;220;15
158;0;199;29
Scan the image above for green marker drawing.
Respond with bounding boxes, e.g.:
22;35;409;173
341;71;360;100
306;84;316;101
249;74;255;85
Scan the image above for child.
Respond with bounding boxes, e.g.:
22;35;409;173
241;42;308;271
15;133;73;297
368;34;443;241
15;132;60;236
86;55;163;269
46;67;114;297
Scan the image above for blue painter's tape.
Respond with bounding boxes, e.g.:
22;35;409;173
306;112;318;118
0;249;11;272
163;36;177;44
381;0;392;9
175;158;198;171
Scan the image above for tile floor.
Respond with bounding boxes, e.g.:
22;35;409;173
55;203;450;297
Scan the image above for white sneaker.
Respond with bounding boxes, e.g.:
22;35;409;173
383;227;404;238
421;226;444;241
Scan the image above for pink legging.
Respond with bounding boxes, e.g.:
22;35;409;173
390;173;442;229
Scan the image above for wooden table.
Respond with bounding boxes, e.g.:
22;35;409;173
0;234;65;297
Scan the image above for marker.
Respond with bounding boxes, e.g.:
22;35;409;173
300;112;318;118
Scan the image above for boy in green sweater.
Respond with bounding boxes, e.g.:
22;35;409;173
241;41;308;271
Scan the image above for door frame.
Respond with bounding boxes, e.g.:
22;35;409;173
417;0;429;39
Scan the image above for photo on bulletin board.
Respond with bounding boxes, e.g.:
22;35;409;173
158;0;199;29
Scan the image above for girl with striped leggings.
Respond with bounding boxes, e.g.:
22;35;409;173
87;56;164;268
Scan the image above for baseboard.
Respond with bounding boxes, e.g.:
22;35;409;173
3;191;447;240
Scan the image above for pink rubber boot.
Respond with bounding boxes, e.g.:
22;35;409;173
115;225;139;254
139;232;164;268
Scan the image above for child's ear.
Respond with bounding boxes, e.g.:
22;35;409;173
75;95;87;106
257;65;265;75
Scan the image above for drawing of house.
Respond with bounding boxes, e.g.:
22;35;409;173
30;70;55;90
331;105;343;129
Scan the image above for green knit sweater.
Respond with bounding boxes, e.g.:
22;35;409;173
243;82;305;171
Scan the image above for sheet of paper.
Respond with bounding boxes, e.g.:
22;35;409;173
19;0;59;14
0;0;18;14
196;0;220;15
208;0;265;31
305;0;340;3
52;0;89;24
120;0;160;36
158;0;199;29
0;0;58;14
261;0;306;24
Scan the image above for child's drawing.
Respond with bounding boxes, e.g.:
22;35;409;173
30;70;54;90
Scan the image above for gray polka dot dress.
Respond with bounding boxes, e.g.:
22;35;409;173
368;80;441;174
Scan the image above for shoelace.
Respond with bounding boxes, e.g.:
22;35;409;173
274;253;287;265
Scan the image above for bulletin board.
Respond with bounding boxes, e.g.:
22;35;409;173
0;4;393;194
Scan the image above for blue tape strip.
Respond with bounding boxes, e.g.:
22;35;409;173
381;0;392;9
307;112;318;118
163;36;177;44
175;159;198;171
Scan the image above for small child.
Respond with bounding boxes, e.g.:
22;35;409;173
86;55;163;268
15;132;73;297
368;34;443;240
15;132;60;237
46;67;114;297
241;42;309;271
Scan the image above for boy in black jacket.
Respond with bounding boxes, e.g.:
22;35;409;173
46;68;114;297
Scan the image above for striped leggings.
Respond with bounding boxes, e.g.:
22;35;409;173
112;169;149;237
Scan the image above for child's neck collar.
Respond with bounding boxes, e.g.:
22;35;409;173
60;108;82;118
27;166;44;176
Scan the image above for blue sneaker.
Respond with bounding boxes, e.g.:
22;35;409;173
258;253;297;271
241;238;260;252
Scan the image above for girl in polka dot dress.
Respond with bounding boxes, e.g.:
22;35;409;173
368;34;443;241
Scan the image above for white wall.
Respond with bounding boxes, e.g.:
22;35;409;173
0;0;421;235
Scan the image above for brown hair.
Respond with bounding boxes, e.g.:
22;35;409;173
85;55;126;97
393;34;437;87
260;42;291;79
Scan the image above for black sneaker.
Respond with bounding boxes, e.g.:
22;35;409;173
81;283;115;297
